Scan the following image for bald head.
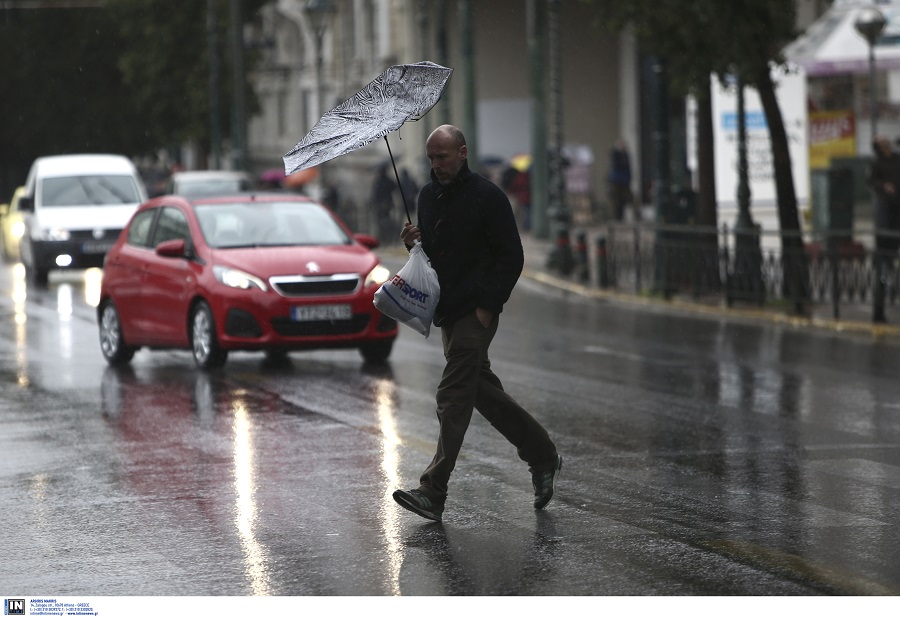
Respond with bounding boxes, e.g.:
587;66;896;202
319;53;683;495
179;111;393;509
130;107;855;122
426;125;468;185
428;125;466;148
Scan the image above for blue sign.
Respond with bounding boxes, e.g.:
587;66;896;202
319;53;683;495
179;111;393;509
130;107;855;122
721;111;768;130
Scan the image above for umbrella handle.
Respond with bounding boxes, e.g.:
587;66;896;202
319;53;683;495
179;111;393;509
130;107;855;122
384;136;412;225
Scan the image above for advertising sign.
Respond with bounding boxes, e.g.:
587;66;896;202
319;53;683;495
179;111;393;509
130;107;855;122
709;68;809;214
809;109;856;169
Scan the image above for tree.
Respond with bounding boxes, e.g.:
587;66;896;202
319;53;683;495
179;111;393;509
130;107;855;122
110;0;266;164
0;0;265;194
584;0;807;305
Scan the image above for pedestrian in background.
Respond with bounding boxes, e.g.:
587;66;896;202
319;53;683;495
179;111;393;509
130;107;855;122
399;167;418;218
394;124;562;523
868;135;900;323
371;165;397;243
607;139;632;221
502;165;532;232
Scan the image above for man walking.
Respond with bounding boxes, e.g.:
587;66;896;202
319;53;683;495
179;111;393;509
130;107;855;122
394;125;561;523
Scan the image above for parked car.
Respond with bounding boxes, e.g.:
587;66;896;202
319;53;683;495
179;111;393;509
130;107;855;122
167;170;253;197
97;193;398;369
0;186;26;262
19;153;148;285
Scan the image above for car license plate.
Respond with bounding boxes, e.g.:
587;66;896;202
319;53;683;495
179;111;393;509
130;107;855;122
82;241;115;254
292;304;352;321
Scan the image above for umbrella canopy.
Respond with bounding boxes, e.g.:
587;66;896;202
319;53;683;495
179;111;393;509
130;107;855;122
784;3;900;76
283;61;452;179
511;153;532;172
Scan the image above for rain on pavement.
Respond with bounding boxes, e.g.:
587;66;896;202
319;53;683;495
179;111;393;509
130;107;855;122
1;251;900;597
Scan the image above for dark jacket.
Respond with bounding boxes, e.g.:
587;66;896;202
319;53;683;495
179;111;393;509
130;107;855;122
416;160;524;326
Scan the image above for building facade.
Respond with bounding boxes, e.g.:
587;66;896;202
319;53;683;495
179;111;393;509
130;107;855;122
246;0;632;236
245;0;830;237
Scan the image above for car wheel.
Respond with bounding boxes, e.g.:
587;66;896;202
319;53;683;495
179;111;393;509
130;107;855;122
0;237;12;263
98;301;135;365
191;301;227;370
359;339;394;364
26;263;48;287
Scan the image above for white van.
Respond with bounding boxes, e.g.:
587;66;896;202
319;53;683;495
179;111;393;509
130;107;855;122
19;154;148;285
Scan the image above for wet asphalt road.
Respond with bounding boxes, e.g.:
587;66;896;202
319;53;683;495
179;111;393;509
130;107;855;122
1;253;900;597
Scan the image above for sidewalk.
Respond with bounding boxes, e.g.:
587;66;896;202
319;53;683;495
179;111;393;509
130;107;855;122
519;230;900;343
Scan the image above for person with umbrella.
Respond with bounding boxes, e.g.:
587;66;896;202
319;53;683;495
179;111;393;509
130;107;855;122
394;125;562;523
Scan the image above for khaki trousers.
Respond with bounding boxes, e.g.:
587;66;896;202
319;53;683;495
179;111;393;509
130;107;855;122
419;311;558;501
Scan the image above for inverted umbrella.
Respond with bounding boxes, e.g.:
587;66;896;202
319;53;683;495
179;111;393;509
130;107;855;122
283;61;453;223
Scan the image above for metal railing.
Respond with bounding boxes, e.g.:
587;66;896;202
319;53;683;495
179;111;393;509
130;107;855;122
579;222;900;321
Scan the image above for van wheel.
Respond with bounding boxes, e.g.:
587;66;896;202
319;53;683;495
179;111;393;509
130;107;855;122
28;265;49;287
99;301;135;365
191;301;227;370
0;237;14;263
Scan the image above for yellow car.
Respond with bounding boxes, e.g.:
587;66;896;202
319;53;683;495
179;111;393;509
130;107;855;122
0;186;26;262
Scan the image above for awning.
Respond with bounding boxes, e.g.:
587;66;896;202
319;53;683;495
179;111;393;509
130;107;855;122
784;1;900;76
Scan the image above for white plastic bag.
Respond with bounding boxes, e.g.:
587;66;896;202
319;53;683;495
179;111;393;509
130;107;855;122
373;241;440;337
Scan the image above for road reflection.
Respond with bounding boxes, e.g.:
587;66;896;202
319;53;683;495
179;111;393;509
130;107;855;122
373;376;403;595
233;397;273;595
100;366;275;594
11;264;28;388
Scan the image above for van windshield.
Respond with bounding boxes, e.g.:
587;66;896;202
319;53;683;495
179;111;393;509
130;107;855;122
41;175;141;206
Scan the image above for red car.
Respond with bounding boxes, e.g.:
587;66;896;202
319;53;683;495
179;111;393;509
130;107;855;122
97;193;398;369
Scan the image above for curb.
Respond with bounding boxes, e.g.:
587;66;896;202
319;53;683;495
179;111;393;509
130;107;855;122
521;267;900;342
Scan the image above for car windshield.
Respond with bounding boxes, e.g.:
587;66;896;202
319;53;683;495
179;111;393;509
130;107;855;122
195;201;351;248
41;175;141;206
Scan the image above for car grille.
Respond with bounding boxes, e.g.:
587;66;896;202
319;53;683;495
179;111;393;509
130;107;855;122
69;229;122;241
270;273;360;297
271;315;370;336
70;229;122;254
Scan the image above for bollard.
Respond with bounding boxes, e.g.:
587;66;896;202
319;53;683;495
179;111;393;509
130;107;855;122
596;235;609;288
574;230;589;283
554;225;575;276
547;223;574;275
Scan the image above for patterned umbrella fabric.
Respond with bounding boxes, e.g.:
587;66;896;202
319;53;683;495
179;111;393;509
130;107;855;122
283;61;452;176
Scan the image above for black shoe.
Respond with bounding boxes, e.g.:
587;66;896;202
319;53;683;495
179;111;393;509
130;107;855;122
532;455;562;510
393;488;444;522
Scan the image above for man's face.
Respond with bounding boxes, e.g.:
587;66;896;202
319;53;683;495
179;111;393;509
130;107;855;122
426;132;467;185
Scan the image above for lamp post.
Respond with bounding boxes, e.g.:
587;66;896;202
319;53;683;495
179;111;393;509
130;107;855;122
651;56;673;296
229;0;247;171
855;6;886;149
305;0;336;203
305;0;336;119
545;0;573;274
207;0;221;169
729;73;764;305
855;6;888;322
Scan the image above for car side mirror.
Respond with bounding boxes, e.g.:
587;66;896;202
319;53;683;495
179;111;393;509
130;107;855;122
0;203;8;217
155;238;187;258
18;196;33;212
353;233;379;249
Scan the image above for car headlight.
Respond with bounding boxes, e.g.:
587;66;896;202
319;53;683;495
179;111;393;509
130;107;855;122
213;265;268;292
11;221;25;239
365;264;391;287
40;227;71;241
